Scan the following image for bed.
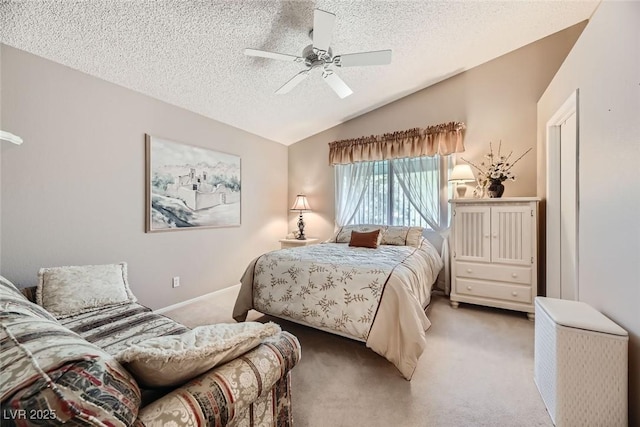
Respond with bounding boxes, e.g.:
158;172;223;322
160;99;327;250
233;225;443;380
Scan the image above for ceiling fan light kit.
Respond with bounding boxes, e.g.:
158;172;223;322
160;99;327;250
245;8;392;98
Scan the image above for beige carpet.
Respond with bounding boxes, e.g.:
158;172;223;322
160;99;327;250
164;288;553;427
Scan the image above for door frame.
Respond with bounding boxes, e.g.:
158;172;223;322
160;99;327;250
546;89;579;300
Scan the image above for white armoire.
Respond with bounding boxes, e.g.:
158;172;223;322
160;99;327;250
449;197;540;320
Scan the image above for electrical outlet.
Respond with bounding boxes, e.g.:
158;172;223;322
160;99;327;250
172;276;180;288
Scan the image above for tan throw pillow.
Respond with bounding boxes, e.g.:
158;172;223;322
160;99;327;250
381;226;425;247
37;263;137;319
349;229;381;249
116;322;281;388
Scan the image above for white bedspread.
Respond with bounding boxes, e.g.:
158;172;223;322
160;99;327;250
233;239;443;379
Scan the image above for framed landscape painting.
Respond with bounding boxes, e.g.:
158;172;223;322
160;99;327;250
145;134;241;232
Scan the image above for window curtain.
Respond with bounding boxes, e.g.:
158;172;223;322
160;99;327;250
329;121;465;295
328;122;465;166
391;157;452;294
334;162;375;227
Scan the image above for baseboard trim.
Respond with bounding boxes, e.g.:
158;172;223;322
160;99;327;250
155;283;241;314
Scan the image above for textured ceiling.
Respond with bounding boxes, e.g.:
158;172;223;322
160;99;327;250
0;1;598;145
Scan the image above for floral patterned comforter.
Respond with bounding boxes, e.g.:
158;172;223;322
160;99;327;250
233;239;443;379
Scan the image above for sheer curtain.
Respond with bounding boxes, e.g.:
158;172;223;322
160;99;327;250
334;162;374;227
391;157;453;294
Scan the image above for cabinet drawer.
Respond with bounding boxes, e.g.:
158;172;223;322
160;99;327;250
456;278;532;304
456;262;532;285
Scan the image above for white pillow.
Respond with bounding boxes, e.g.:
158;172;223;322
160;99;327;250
37;263;136;319
115;322;281;388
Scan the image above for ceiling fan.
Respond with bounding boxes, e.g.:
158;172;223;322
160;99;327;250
244;8;392;99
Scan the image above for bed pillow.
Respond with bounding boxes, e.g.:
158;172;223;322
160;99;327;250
37;262;137;319
349;229;381;249
116;322;281;388
381;226;424;247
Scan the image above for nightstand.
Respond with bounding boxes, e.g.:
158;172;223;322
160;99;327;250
279;238;319;249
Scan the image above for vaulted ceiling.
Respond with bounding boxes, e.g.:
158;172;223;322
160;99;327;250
0;1;599;145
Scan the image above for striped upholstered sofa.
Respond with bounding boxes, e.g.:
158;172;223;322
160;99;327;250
0;275;301;426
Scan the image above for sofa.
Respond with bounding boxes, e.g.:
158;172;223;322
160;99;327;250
0;274;301;426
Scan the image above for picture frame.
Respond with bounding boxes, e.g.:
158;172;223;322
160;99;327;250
145;134;241;232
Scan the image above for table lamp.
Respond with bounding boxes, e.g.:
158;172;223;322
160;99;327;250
449;164;475;198
290;194;311;240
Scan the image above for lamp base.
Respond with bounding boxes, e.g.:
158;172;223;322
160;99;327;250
296;213;306;240
456;183;468;198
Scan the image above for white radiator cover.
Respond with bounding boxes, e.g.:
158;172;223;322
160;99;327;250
534;297;628;426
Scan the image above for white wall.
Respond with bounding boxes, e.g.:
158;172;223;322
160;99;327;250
0;44;288;309
537;1;640;421
288;23;586;241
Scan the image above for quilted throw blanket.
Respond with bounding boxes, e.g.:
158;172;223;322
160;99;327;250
234;239;443;380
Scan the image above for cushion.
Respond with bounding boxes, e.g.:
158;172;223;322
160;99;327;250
0;310;140;426
332;224;387;243
349;229;381;248
380;226;424;247
37;262;137;319
0;276;58;322
328;224;424;247
116;322;281;388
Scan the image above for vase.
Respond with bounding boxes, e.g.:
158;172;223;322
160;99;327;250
487;179;505;198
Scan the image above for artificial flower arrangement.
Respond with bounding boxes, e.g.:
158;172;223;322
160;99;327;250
462;141;532;197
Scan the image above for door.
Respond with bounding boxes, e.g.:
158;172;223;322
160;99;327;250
491;205;532;266
454;206;491;263
546;91;578;300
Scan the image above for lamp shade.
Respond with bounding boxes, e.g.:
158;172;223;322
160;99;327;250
290;194;311;211
449;164;475;182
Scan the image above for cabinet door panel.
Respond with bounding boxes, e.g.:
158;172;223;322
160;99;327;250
491;206;532;265
454;206;491;262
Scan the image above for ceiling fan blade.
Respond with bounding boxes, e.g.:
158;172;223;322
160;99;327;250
335;50;392;67
244;48;302;62
275;70;310;94
322;71;353;99
313;9;336;52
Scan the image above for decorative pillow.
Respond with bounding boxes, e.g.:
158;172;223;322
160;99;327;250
0;312;140;426
349;229;381;249
334;224;387;244
0;275;21;295
381;226;425;247
0;277;59;323
37;262;137;319
116;322;281;388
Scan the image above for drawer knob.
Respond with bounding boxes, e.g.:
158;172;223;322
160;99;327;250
492;233;497;238
511;291;518;297
484;234;489;238
466;269;472;274
467;286;472;291
512;273;518;278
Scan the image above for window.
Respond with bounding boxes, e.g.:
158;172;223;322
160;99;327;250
336;156;452;230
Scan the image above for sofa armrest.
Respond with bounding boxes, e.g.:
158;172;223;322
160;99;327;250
135;331;301;427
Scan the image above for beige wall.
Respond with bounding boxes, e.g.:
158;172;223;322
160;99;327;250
0;45;288;309
537;1;640;422
288;23;586;240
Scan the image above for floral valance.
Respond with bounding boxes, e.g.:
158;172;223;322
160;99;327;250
328;121;466;165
